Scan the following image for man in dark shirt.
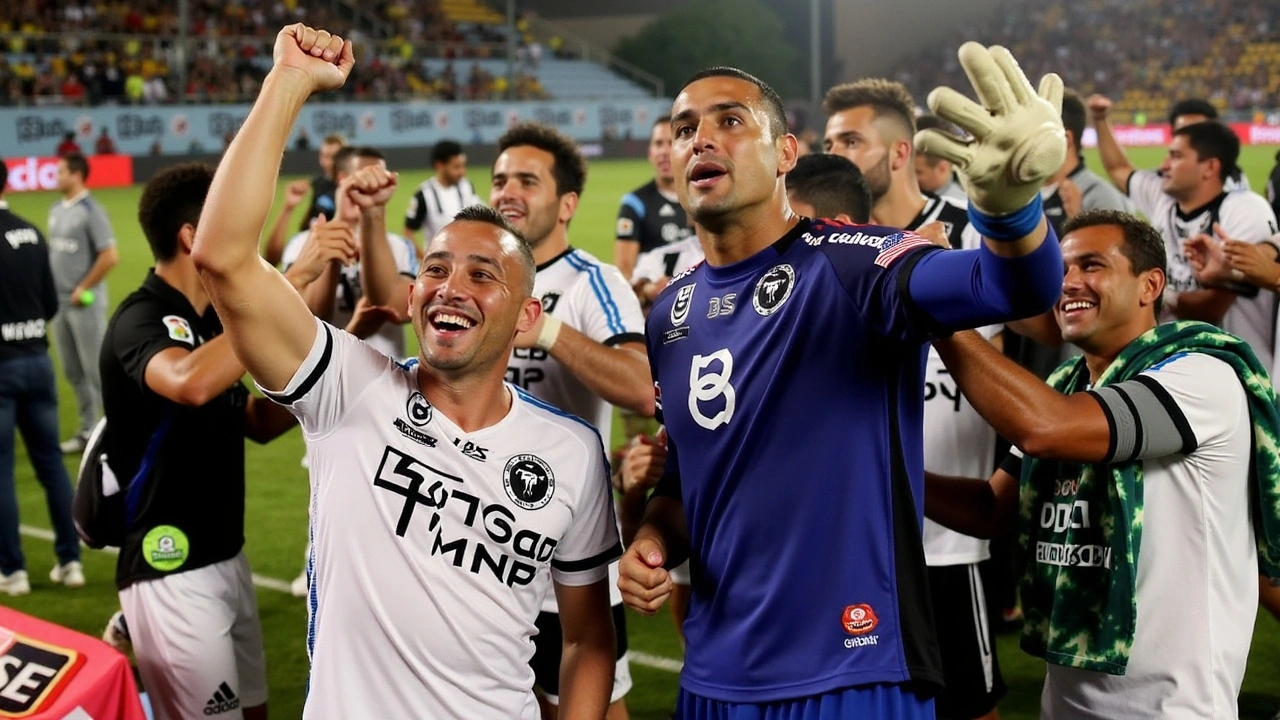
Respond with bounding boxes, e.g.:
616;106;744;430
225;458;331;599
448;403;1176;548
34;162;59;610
614;115;693;279
101;163;319;720
299;133;346;230
0;163;83;597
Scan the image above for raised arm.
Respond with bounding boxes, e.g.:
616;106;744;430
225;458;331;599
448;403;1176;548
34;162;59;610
191;24;355;392
908;44;1067;329
1085;94;1136;192
345;164;408;316
261;179;309;266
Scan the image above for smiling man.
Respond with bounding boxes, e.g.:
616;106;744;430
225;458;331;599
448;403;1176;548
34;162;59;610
492;121;652;720
926;209;1280;719
1088;95;1278;368
189;24;620;719
619;44;1069;720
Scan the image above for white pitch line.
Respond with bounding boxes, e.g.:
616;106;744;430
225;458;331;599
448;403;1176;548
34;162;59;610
18;525;683;672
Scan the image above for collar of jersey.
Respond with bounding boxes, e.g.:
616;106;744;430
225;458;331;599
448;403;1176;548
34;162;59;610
60;190;90;208
143;269;201;319
420;382;522;442
1174;191;1228;222
699;218;810;285
536;246;575;272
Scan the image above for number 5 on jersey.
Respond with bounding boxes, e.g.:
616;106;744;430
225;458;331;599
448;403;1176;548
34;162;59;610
690;349;735;430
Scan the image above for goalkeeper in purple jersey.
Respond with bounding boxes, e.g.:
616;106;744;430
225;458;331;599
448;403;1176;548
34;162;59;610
618;44;1067;720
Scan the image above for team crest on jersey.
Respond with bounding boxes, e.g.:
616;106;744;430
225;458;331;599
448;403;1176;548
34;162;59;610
406;392;433;427
162;315;194;345
670;283;695;326
504;454;555;510
752;264;795;316
540;292;561;314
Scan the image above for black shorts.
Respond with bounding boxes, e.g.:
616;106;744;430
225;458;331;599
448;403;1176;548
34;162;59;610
929;563;1007;719
530;603;629;696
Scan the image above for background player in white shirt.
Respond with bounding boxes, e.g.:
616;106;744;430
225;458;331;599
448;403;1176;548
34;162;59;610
823;78;979;250
404;139;484;254
492;121;653;720
927;210;1265;719
190;25;620;719
280;147;418;359
1089;94;1279;368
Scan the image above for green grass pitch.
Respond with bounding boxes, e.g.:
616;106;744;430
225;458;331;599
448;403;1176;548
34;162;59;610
5;147;1280;718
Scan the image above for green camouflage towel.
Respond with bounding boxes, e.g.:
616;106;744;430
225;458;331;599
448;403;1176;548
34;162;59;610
1018;320;1280;674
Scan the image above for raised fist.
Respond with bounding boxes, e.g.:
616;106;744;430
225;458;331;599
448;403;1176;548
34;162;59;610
272;24;355;94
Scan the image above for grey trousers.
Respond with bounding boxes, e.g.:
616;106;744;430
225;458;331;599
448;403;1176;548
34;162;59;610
53;296;108;436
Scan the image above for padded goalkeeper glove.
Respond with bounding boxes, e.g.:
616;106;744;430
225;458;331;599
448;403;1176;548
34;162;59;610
915;42;1065;217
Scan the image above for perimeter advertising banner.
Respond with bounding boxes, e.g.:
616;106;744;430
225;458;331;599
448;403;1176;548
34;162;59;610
0;100;672;157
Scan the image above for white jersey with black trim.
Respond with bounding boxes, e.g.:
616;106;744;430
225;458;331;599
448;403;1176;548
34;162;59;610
632;235;705;284
506;247;645;612
1127;170;1279;368
405;177;484;241
281;229;418;359
908;193;982;251
922;222;1001;565
262;318;621;720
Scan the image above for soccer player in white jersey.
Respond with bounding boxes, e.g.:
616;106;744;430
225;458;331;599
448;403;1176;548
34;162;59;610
927;210;1280;719
1090;94;1280;368
190;24;620;719
823;79;979;250
492;121;653;720
281;146;419;359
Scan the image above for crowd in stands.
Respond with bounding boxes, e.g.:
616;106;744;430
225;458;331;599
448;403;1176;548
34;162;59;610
893;0;1280;123
0;0;550;105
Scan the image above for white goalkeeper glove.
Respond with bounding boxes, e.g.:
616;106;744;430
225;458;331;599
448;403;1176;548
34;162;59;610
914;42;1065;217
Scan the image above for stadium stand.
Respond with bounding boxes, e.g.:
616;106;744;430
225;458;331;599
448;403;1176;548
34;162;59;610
0;0;650;105
891;0;1280;123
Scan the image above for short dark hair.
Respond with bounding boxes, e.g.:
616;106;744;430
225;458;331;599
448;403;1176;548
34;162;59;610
355;146;385;163
138;163;215;262
1173;121;1240;184
1061;89;1086;151
496;121;587;197
332;146;361;176
1168;98;1218;127
1063;209;1167;314
654;114;671;128
679;67;788;140
0;161;7;196
786;153;872;223
451;204;535;296
823;79;918;140
914;114;963;166
61;153;89;181
432;140;464;165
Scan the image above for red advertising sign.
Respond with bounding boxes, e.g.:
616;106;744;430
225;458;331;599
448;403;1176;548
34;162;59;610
3;155;134;193
1083;124;1280;148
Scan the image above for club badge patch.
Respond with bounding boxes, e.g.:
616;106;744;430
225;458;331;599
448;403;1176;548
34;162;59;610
406;392;433;427
752;264;795;316
162;315;194;345
504;454;555;510
670;283;695;327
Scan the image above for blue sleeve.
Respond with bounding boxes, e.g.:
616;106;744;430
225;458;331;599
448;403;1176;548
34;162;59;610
906;226;1063;332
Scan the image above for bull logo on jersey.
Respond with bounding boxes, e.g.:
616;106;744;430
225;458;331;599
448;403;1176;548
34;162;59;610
406;392;433;427
752;264;795;316
503;454;555;510
670;283;695;327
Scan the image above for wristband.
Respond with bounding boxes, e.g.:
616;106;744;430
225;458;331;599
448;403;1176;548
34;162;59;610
968;195;1045;242
536;315;563;351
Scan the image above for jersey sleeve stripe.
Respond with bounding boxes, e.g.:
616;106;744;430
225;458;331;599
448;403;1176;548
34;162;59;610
513;385;613;481
621;193;645;219
603;332;645;347
565;252;626;336
264;323;334;405
552;541;623;572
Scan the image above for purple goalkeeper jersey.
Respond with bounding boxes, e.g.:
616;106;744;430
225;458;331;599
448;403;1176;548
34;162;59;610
647;218;951;702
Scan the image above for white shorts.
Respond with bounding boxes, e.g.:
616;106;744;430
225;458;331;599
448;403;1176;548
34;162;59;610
670;559;691;586
119;552;268;720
